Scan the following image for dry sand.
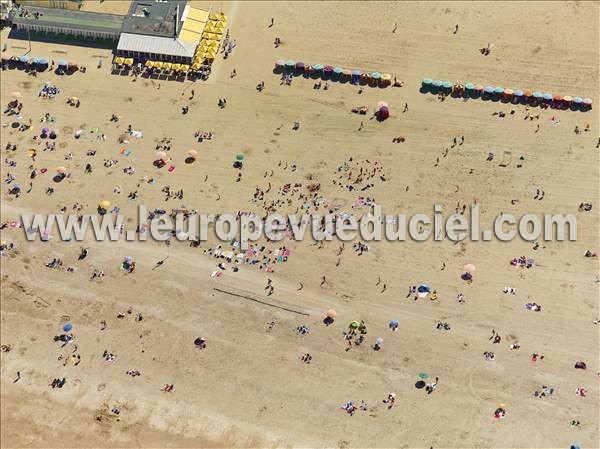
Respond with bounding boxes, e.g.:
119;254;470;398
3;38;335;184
1;1;599;448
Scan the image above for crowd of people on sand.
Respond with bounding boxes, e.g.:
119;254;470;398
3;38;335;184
1;32;597;443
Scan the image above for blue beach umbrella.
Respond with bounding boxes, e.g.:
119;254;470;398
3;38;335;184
465;82;475;90
442;81;453;89
494;87;504;94
432;80;443;87
18;55;30;63
484;86;494;93
63;323;73;332
58;59;68;67
422;78;433;85
543;92;553;101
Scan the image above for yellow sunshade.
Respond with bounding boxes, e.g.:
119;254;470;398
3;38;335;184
202;32;219;41
115;57;124;65
203;22;214;32
124;58;134;66
154;61;163;69
186;8;209;23
191;62;201;70
204;52;216;60
180;64;189;72
144;60;153;68
179;29;202;44
209;13;219;21
172;63;181;71
162;62;172;70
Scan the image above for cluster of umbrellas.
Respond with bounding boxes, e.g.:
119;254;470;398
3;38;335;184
142;60;190;74
421;78;593;110
275;60;394;87
2;52;50;70
193;12;227;67
113;57;134;67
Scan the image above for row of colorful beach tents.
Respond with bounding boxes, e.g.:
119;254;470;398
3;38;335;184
274;60;395;87
1;53;78;72
421;78;592;110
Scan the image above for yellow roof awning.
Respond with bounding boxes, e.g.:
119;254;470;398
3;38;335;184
209;13;219;21
180;64;190;72
172;63;181;71
162;62;172;70
124;58;134;66
187;8;209;23
179;29;202;44
115;57;124;65
154;61;163;69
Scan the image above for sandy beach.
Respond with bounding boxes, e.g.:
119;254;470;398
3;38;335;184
1;1;599;448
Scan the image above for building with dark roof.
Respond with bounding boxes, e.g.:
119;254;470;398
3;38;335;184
9;5;124;40
116;0;203;64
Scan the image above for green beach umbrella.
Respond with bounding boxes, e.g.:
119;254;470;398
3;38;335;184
418;372;429;379
236;154;245;161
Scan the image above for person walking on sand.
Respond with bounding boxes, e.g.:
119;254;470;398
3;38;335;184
392;22;397;33
453;24;459;34
269;17;274;27
403;102;408;112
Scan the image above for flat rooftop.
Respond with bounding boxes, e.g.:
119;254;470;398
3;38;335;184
10;6;125;34
120;0;187;38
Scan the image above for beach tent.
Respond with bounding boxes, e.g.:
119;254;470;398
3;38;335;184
417;284;431;293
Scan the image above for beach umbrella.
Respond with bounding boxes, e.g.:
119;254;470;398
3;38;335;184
295;61;305;71
187;149;198;158
570;445;580;449
352;70;362;76
514;89;524;97
504;89;514;95
99;200;111;209
418;372;429;379
563;95;572;103
342;69;352;76
194;337;206;347
553;94;563;101
533;91;543;99
573;96;583;104
375;337;384;346
155;151;167;160
37;58;49;66
28;57;39;65
162;62;172;71
442;80;453;89
583;98;592;106
313;64;324;72
484;86;494;93
1;52;11;62
349;320;360;329
474;84;484;92
463;263;476;273
417;284;430;293
235;154;245;161
543;92;553;101
432;80;443;87
285;60;295;69
494;86;504;94
371;72;381;80
18;55;30;64
124;256;133;264
333;67;343;75
63;323;73;332
179;64;189;72
144;60;153;68
42;127;50;134
422;78;433;86
326;309;336;318
389;319;399;327
377;101;388;109
465;82;474;90
381;73;392;82
523;89;533;97
56;166;67;173
58;59;68;67
377;106;389;120
124;58;134;66
324;64;334;73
